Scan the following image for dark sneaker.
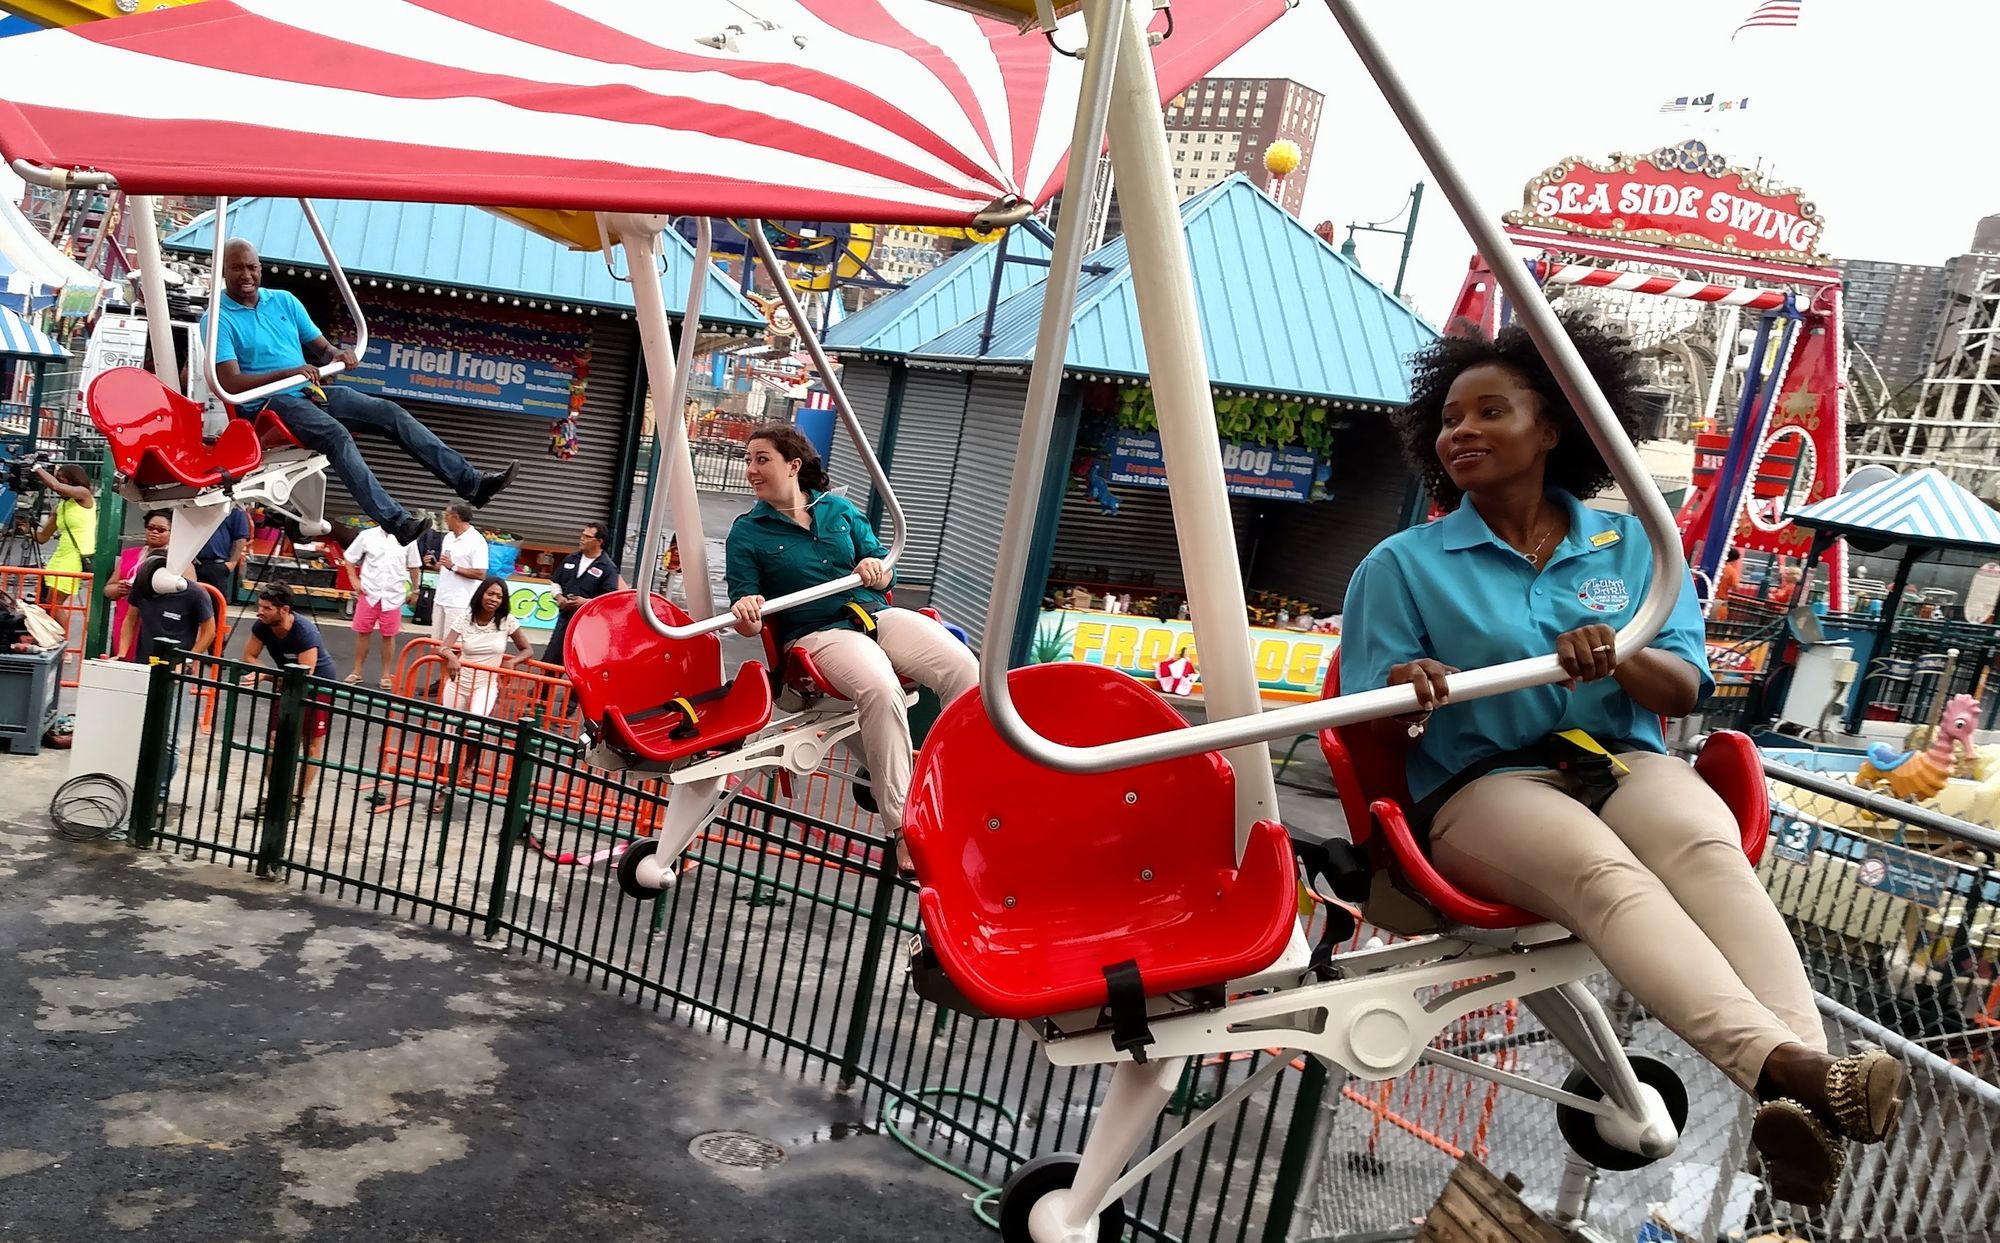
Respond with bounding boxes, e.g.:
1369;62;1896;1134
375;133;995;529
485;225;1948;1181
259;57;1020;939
470;461;519;508
851;769;878;815
387;514;432;546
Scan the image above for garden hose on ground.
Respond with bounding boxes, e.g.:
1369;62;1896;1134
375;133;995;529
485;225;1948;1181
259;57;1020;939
49;772;130;841
879;1086;1016;1230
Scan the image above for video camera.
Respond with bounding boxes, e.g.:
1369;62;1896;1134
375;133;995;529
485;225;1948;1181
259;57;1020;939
1;448;53;494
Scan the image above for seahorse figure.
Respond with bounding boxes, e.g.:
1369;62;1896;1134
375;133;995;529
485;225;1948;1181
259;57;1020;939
1856;693;1982;803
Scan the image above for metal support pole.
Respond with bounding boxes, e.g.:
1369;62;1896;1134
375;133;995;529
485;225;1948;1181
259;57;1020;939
258;665;307;879
83;446;121;659
616;219;717;621
128;194;179;394
1392;182;1423;298
1259;1056;1331;1243
837;847;901;1088
484;715;537;940
128;639;179;849
1103;0;1278;841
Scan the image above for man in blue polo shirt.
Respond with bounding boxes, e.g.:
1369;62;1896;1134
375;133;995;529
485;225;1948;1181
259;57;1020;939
205;239;518;546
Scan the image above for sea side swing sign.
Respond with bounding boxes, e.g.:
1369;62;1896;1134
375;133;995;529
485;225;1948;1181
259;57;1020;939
1505;142;1824;264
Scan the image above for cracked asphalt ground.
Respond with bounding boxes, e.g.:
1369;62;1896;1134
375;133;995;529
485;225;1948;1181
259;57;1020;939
0;811;975;1242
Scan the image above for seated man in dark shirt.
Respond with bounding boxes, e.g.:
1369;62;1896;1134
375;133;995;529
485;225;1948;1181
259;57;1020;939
115;554;218;664
192;504;252;603
115;553;217;808
242;582;339;816
542;518;624;662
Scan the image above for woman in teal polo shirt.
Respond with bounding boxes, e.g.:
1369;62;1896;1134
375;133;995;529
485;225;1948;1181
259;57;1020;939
1341;319;1902;1205
725;424;978;854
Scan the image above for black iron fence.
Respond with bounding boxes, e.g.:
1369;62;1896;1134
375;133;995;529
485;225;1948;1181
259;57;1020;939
128;649;1319;1243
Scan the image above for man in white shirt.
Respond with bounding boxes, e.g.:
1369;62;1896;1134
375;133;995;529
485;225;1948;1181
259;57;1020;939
433;501;489;641
344;522;420;687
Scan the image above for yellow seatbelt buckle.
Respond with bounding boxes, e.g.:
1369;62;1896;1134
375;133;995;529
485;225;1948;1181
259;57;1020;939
1556;728;1631;776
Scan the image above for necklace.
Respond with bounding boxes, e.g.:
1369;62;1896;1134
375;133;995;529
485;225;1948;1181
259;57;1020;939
1523;524;1554;567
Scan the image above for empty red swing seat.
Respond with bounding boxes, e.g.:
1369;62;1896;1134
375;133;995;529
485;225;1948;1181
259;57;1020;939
88;366;263;490
1316;653;1769;931
903;662;1299;1021
565;591;773;765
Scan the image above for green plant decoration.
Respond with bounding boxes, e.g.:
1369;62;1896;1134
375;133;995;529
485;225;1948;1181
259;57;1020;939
1030;616;1078;664
1114;385;1339;456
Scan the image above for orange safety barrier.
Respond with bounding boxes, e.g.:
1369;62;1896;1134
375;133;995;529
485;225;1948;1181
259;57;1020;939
377;646;668;836
0;565;93;688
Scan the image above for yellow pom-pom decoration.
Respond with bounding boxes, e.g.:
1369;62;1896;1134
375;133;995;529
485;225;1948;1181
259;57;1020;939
1263;139;1303;178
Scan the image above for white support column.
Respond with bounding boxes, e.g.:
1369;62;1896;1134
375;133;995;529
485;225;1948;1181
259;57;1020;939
1102;0;1277;846
613;219;716;619
128;194;179;394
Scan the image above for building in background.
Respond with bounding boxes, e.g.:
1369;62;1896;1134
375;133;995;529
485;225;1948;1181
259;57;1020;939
1164;77;1322;215
1836;256;1949;397
868;226;949;289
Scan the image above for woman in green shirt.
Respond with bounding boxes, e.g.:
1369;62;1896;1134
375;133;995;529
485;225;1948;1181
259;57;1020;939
32;462;96;608
725;424;978;851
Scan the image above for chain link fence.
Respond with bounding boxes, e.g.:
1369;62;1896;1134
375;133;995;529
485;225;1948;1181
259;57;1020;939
1297;755;1999;1243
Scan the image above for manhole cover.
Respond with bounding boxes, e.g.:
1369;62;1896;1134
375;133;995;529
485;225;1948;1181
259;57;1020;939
688;1130;786;1171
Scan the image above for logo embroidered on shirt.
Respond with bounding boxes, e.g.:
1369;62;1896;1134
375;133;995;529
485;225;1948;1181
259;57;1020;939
1589;530;1621;548
1577;577;1631;613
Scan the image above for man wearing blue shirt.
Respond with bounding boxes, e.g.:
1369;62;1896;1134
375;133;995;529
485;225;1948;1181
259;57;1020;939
192;503;250;602
205;239;517;546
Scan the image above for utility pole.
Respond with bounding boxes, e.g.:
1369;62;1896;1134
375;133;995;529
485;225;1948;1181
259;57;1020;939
1339;182;1424;298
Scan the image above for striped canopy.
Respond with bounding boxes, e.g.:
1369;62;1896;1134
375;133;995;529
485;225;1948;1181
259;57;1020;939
1790;468;2000;553
0;304;67;359
0;0;1287;229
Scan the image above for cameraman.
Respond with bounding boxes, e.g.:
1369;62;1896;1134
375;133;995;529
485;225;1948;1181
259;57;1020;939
30;463;95;611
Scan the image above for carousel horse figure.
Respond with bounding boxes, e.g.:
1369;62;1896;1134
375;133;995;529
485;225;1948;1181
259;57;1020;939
1857;693;1982;803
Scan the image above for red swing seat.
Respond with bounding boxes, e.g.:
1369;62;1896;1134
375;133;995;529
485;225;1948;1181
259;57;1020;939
904;662;1298;1021
565;591;773;765
1316;653;1769;930
759;598;949;700
88;366;263;490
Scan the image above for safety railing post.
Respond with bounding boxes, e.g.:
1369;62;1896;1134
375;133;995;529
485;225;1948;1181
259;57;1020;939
127;637;180;849
256;664;307;879
1259;1056;1330;1243
484;714;538;941
837;845;902;1088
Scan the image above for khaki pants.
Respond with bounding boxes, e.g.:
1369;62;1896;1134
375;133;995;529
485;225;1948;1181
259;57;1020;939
1430;751;1826;1091
790;608;980;830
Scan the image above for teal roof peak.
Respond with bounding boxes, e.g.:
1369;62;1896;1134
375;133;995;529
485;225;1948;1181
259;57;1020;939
165;199;764;328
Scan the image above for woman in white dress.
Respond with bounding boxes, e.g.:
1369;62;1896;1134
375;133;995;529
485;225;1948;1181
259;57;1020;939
433;577;532;813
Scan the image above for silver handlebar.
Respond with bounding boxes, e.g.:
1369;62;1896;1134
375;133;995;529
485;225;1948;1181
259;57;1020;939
974;0;1688;775
203;198;370;406
625;219;910;644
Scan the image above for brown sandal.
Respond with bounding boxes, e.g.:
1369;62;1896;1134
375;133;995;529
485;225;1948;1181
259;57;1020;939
1823;1049;1908;1144
1751;1099;1845;1208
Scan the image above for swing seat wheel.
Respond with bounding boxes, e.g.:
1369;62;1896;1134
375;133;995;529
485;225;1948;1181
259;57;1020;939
615;837;672;900
1554;1052;1689;1170
998;1154;1127;1243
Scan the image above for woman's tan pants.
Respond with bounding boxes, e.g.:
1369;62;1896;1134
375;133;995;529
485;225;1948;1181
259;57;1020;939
1429;751;1826;1091
790;608;980;830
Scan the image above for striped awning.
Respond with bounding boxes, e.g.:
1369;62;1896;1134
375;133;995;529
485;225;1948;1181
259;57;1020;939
0;304;67;360
0;0;1287;229
1790;468;2000;553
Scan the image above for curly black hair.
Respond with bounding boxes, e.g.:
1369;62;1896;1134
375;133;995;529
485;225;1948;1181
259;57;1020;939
1396;316;1652;507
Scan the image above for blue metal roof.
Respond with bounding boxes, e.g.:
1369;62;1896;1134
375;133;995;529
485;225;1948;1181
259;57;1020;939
825;222;1054;356
1791;468;2000;552
909;175;1438;407
164;199;764;329
0;304;66;360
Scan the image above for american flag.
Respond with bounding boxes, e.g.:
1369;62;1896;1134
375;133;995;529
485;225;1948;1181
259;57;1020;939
1734;0;1803;38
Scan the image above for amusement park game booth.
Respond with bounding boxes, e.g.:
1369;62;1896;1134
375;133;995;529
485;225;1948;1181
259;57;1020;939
163;198;764;608
827;174;1435;697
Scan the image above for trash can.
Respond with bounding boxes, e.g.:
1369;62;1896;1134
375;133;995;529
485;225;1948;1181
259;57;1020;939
0;644;63;756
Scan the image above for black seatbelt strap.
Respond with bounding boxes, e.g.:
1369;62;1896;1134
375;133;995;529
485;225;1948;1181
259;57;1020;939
1293;837;1370;981
623;682;736;741
1102;959;1154;1064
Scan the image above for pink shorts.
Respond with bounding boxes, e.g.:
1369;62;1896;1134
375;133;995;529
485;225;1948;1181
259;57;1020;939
351;596;404;636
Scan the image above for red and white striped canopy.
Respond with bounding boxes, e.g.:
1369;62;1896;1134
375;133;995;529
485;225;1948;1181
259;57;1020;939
0;0;1288;226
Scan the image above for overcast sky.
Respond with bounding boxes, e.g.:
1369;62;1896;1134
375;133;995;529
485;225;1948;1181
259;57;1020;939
1212;0;1999;321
